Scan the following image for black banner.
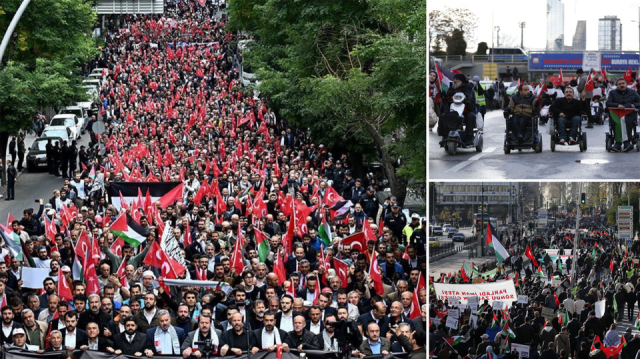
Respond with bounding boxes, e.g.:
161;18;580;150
2;349;407;359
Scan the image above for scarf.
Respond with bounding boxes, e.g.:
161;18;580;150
154;326;181;354
192;328;219;349
322;331;339;351
261;328;282;349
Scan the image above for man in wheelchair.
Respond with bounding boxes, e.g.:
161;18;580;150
442;73;477;145
549;87;582;144
606;77;640;152
502;83;539;143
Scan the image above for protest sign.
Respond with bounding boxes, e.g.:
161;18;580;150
518;295;528;304
595;300;606;318
467;296;478;304
493;301;504;310
541;307;555;318
449;297;460;306
470;314;478;329
446;317;458;330
433;281;518;306
449;308;459;319
511;343;530;358
21;268;51;289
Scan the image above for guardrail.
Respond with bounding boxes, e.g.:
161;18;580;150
429;236;476;258
431;55;529;65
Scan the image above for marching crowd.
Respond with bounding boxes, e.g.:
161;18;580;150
0;1;427;358
428;215;640;359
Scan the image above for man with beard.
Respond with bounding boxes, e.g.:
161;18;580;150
21;308;48;349
285;315;321;351
0;306;23;344
107;304;131;337
108;317;153;356
171;304;196;334
60;311;87;349
181;314;223;357
103;241;152;274
220;313;259;356
275;294;296;332
241;271;266;301
307;306;324;335
134;293;159;333
211;263;233;285
146;310;187;355
251;311;290;354
79;321;114;351
78;294;111;332
38;278;56;308
249;299;266;330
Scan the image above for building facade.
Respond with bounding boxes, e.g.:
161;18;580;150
546;0;565;51
572;21;587;51
599;16;622;51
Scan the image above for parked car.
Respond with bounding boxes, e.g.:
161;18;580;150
45;114;80;141
447;228;459;238
452;233;466;242
432;226;443;236
58;106;86;133
429;237;440;247
26;136;62;171
443;224;453;232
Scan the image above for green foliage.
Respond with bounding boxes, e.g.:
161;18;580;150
446;29;467;56
228;0;426;203
476;42;488;55
606;189;640;228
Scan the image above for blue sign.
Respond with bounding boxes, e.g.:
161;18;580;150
628;240;633;246
530;53;640;70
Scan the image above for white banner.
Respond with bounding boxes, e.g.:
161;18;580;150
433;281;518;307
511;343;530;358
544;249;572;256
583;51;602;72
595;299;606;318
161;220;190;279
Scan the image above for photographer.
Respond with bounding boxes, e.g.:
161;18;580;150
181;314;222;358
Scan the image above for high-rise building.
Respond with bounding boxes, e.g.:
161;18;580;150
572;21;587;51
599;16;622;50
547;0;564;51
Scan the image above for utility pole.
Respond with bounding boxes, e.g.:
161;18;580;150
571;183;582;292
519;22;526;49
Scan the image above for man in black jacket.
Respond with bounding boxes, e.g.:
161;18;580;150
443;74;477;145
549;87;582;145
5;160;17;200
108;317;153;356
606;77;640;151
614;288;627;321
285;315;321;351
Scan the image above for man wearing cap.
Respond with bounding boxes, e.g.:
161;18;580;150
384;203;407;243
477;334;493;356
7;328;29;350
360;186;379;220
402;214;421;247
443;73;477;145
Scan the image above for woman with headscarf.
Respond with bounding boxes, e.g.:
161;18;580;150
429;70;441;118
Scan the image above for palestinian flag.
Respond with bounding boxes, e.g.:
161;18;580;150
255;229;270;263
558;260;563;274
614;297;618;312
0;224;22;260
318;215;333;248
609;107;636;143
635;312;640;330
506;79;521;95
564;310;570;326
488;223;509;263
463;261;473;280
502;321;516;339
108;213;149;247
107;182;183;210
435;63;455;93
444;336;464;348
491;312;498;329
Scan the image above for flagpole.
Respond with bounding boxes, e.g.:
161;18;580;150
571;183;582;291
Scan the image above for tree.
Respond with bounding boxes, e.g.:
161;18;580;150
475;42;488;55
428;7;479;54
228;0;426;204
446;29;467;56
0;0;97;182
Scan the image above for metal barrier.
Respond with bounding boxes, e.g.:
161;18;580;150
429;242;456;258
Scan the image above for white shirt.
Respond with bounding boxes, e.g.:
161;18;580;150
33;258;51;269
88;338;99;350
279;313;294;332
126;333;136;343
309;322;321;335
262;330;276;347
2;323;12;338
563;298;575;314
574;299;585;313
144;308;157;324
65;330;77;349
157;329;174;354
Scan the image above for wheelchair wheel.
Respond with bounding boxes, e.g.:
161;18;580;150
535;137;543;153
550;134;556;152
476;136;483;152
447;141;456;155
606;138;612;152
582;133;587;151
504;145;511;154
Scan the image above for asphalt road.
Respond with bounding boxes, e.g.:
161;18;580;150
429;109;640;179
0;131;90;222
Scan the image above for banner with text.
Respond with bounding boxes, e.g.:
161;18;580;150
433;281;518;306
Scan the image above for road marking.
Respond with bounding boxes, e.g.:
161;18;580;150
445;147;496;173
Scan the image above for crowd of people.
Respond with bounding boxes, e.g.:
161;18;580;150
0;1;427;358
427;214;640;359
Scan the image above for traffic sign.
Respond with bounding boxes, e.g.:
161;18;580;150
618;206;633;239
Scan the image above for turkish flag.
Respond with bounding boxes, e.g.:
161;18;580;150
229;227;245;275
110;238;124;258
323;186;344;208
274;250;287;286
333;258;349;288
75;231;92;259
525;245;538;268
369;250;385;295
410;272;425;319
625;67;633;83
82;247;100;295
45;216;57;243
183;220;192;247
58;267;73;302
116;257;129;288
342;232;367;253
143;241;178;279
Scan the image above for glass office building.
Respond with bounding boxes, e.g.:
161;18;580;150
546;0;565;51
599;16;622;51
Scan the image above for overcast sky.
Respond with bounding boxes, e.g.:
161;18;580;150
429;0;640;51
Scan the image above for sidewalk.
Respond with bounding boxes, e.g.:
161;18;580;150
429;248;496;277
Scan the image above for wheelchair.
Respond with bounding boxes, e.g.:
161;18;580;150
550;114;587;152
504;114;543;154
590;95;605;125
437;93;483;155
605;108;640;152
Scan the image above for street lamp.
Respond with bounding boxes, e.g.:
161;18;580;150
519;22;526;49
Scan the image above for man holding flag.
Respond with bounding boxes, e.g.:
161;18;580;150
606;76;640;152
576;68;595;128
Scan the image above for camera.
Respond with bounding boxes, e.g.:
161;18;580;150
193;339;218;359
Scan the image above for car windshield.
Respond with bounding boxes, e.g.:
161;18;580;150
50;118;75;127
60;109;82;118
43;129;67;139
31;139;58;151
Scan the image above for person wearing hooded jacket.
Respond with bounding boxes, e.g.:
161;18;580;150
605;77;640;152
443;73;477;145
503;82;540;143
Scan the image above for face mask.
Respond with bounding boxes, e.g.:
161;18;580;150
452;81;462;89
